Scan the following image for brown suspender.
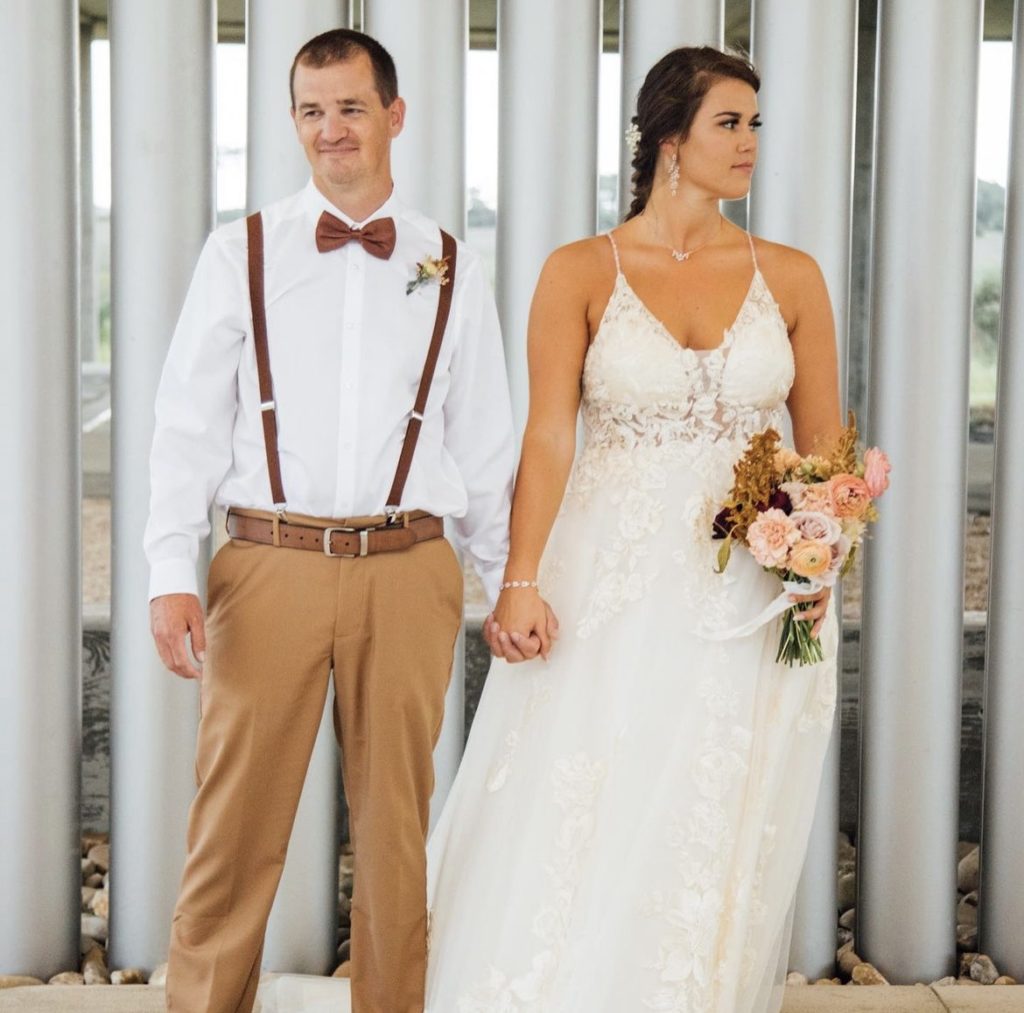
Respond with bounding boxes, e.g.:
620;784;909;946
244;212;458;518
245;214;287;508
385;228;457;513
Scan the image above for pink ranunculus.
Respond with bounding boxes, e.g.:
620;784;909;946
747;508;800;568
863;447;891;498
829;474;872;518
790;510;842;546
789;539;833;579
783;481;834;514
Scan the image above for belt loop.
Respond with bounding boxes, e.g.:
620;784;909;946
272;505;286;547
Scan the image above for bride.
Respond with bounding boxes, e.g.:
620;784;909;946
424;46;841;1013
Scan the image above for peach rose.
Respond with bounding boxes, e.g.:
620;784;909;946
789;539;832;579
790;510;842;545
747;508;799;568
829;474;871;518
863;447;891;497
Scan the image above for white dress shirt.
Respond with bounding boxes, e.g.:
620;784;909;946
145;181;515;605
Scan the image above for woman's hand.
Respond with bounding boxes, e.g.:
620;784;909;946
484;589;560;663
789;585;832;639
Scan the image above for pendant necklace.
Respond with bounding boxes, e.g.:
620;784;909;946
648;207;723;262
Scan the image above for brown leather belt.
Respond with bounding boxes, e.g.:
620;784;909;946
226;508;444;558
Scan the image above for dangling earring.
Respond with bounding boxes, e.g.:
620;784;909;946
668;151;680;197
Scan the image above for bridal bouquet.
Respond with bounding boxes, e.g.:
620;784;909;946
711;415;890;665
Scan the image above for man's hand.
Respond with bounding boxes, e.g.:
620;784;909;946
150;593;207;680
483;592;560;663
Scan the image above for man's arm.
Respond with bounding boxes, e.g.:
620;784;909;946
145;229;247;679
441;250;516;608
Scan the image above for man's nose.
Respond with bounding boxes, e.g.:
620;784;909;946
321;111;347;141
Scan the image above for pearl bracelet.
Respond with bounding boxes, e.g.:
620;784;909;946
499;579;539;591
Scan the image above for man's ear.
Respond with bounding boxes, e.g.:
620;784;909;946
389;97;407;138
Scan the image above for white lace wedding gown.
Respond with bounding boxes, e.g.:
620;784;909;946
424;232;838;1013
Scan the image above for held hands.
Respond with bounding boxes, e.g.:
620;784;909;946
789;585;832;639
150;593;207;680
484;586;560;664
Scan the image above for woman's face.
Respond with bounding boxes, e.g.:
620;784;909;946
672;77;761;200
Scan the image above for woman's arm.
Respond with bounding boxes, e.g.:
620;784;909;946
782;249;843;456
776;247;843;638
487;242;596;662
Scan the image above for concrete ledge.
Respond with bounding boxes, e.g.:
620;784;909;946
2;983;1023;1012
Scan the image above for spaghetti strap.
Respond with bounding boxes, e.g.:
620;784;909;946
606;231;622;274
745;230;759;271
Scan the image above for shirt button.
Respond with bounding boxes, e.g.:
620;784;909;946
343;382;353;391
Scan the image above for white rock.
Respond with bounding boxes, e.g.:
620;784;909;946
969;954;999;985
957;892;978;928
851;962;889;985
148;963;168;987
957;847;980;894
48;971;85;985
111;969;146;985
87;843;110;873
0;976;45;988
931;976;957;986
786;972;808;985
837;871;856;913
82;947;110;985
80;914;108;942
839;907;856;931
91;889;109;920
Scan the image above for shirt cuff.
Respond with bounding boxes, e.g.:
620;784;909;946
148;557;200;601
477;560;506;611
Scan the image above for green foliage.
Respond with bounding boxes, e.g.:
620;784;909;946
973;272;1001;359
977;180;1006;236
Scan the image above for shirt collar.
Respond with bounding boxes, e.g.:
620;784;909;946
302;179;404;228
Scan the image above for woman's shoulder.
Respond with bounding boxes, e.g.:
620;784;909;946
748;233;825;285
535;234;618;298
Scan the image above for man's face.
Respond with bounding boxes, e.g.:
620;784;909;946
292;53;405;193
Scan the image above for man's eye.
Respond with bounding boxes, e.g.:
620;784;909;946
304;110;321;118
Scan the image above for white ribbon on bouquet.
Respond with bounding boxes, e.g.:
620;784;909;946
700;576;829;641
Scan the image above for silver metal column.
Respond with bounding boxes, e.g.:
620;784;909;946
749;0;857;979
246;0;350;974
365;0;466;233
618;0;723;217
859;0;981;984
0;0;80;980
108;0;215;971
246;0;349;209
980;0;1024;981
80;19;99;364
497;0;601;433
364;0;468;831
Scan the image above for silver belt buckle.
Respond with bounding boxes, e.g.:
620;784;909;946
322;526;369;558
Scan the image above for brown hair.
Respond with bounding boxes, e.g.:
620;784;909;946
625;46;760;220
290;29;399;109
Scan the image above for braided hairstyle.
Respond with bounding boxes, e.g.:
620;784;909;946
625;47;760;221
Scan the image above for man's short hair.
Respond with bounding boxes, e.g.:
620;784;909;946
290;29;399;109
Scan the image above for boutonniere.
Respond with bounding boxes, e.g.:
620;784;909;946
406;254;451;295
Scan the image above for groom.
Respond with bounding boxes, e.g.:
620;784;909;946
145;29;515;1013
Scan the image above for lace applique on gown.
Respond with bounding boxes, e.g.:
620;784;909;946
425;231;838;1013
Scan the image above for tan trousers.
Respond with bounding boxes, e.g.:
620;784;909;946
166;527;463;1013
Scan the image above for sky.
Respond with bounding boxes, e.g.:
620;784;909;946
90;41;1014;212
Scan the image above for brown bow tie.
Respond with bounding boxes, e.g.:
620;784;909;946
315;211;396;260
